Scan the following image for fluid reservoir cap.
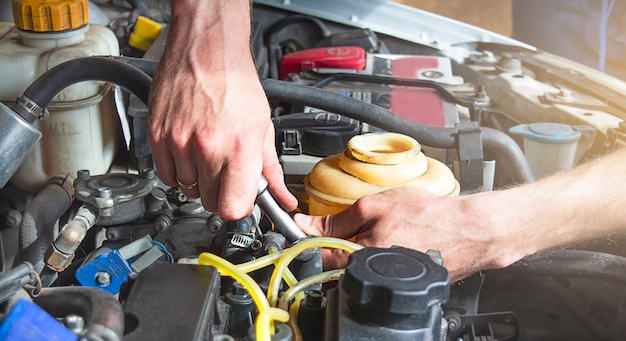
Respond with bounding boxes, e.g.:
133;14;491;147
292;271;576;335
342;246;450;314
12;0;89;32
509;122;581;144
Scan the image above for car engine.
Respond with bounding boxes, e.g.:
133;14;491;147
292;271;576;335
1;1;626;340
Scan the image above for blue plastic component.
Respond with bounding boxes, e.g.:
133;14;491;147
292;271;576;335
509;122;581;143
75;248;133;295
0;299;78;341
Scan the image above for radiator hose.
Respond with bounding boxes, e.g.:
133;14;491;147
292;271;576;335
18;177;74;274
12;56;152;125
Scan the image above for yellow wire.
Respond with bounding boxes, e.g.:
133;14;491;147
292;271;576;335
278;269;345;311
199;253;284;341
256;307;290;340
288;299;303;341
283;270;344;340
236;249;286;273
200;237;362;340
198;253;269;312
267;237;362;308
269;248;299;288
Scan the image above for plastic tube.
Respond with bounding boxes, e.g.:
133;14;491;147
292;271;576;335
256;308;290;341
288;300;304;341
199;253;288;341
236;249;287;273
278;269;345;311
282;270;345;341
268;247;299;289
267;237;362;307
234;247;299;287
198;253;269;312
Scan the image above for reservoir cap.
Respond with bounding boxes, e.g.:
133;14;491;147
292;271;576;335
342;246;450;314
509;122;582;144
12;0;88;32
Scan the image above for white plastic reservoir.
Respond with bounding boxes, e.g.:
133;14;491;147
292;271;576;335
509;122;595;179
0;0;120;192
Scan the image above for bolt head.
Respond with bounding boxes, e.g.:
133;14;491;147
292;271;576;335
95;271;112;286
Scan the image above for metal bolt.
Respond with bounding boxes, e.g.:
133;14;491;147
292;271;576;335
95;271;112;286
232;281;249;297
305;290;325;308
97;187;112;199
208;215;224;232
154;215;172;233
250;239;262;251
176;191;187;203
556;88;574;101
106;228;121;241
141;168;155;179
77;169;90;180
64;314;85;334
4;209;21;229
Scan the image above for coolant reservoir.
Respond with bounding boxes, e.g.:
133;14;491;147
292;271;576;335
304;132;460;215
509;122;595;179
0;0;120;192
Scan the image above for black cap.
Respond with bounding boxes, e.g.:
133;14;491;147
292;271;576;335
342;246;450;315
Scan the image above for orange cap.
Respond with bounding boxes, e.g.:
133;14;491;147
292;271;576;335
12;0;89;32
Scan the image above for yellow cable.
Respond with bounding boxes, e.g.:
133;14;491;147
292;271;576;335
198;253;269;312
283;270;344;340
267;237;362;307
256;307;290;341
266;246;299;288
278;269;345;311
199;253;283;341
288;300;303;341
236;249;286;273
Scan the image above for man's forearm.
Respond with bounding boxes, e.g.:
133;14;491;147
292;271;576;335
470;147;626;266
168;0;253;72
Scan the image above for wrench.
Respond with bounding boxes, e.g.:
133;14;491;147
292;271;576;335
256;175;307;243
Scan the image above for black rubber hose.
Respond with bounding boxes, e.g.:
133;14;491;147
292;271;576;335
12;56;152;124
34;286;124;340
262;79;534;183
496;250;626;286
112;55;157;77
19;177;74;274
263;78;458;147
482;127;534;183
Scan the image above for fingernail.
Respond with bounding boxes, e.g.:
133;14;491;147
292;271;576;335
293;213;313;227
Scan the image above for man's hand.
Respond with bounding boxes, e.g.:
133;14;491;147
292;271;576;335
295;146;626;282
295;187;516;282
149;0;297;220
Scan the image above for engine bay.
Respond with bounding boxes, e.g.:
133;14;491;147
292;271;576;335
1;1;626;340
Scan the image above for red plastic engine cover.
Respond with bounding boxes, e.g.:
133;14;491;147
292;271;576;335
279;46;366;79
